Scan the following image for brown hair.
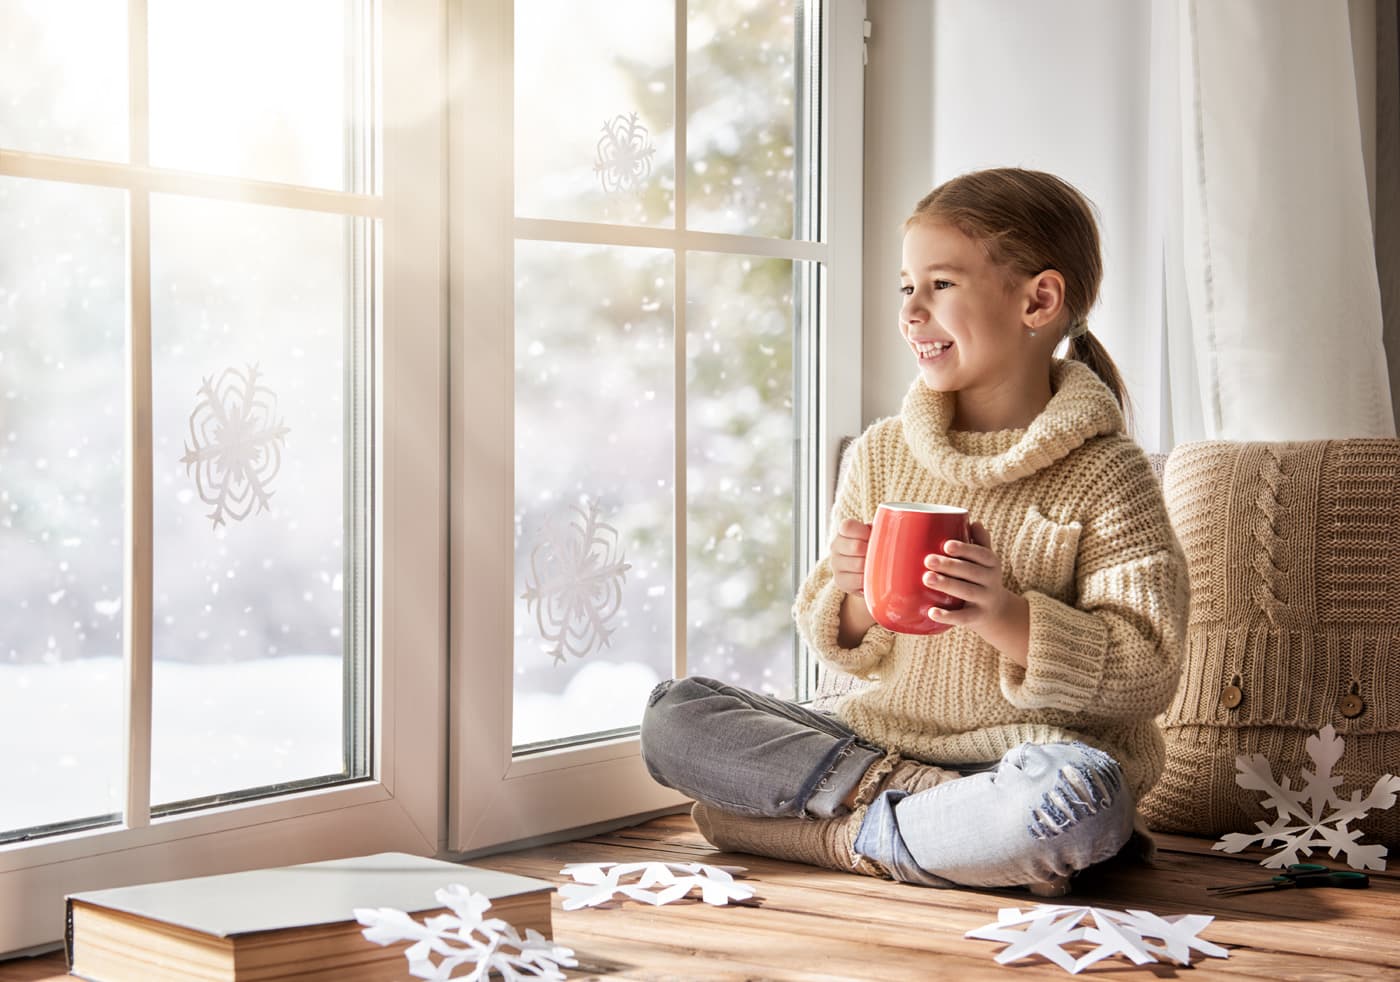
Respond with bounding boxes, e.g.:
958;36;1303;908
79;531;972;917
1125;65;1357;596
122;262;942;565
905;168;1132;430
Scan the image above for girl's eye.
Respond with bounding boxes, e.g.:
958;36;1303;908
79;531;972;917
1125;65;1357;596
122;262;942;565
933;279;953;290
899;285;914;296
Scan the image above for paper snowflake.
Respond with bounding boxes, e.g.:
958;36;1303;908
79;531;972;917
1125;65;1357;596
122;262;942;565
520;500;632;664
356;883;576;982
1213;724;1400;870
965;905;1228;975
593;112;655;193
558;861;754;910
179;364;290;529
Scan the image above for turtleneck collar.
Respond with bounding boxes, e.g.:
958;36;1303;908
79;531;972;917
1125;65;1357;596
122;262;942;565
899;359;1125;488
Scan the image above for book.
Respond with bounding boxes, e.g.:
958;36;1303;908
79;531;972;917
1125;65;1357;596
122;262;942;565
65;852;555;982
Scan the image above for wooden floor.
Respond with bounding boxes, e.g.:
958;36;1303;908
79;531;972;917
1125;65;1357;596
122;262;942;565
6;812;1400;980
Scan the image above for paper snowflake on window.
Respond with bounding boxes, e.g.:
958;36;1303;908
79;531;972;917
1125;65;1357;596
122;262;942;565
1213;724;1400;870
558;861;754;909
593;112;655;193
965;905;1228;974
520;500;632;664
356;884;576;982
179;364;290;529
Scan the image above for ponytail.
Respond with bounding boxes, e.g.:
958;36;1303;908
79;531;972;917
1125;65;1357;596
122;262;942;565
1067;330;1133;434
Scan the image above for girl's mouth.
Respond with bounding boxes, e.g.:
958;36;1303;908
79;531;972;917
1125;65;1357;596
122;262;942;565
911;339;953;363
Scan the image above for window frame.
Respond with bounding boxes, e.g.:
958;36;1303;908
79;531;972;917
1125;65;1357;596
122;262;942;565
448;0;865;854
0;0;447;955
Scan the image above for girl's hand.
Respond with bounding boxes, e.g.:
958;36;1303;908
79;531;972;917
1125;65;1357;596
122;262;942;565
923;520;1031;665
832;518;878;647
831;518;872;595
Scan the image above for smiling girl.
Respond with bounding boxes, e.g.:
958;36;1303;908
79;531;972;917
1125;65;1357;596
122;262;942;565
640;168;1187;895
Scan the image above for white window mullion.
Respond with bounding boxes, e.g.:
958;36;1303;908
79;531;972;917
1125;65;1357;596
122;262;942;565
344;0;378;784
0;151;384;217
122;191;153;831
512;217;827;261
672;0;688;681
819;0;864;548
447;0;515;850
122;0;153;833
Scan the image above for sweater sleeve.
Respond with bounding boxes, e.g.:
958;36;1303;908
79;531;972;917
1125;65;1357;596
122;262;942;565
792;434;896;679
999;446;1188;720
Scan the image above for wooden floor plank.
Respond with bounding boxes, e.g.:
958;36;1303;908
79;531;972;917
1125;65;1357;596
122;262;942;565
7;813;1400;980
472;816;1400;981
0;955;66;982
481;839;1400;980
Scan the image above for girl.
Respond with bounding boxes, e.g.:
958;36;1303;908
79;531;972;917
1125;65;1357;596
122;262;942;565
640;168;1187;894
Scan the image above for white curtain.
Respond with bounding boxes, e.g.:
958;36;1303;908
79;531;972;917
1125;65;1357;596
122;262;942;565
1163;0;1396;441
1378;0;1400;435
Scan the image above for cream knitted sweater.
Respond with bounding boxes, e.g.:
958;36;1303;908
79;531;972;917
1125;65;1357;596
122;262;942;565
795;360;1189;799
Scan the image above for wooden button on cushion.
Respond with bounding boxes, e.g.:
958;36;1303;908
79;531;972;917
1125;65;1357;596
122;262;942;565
1339;693;1365;718
1220;684;1243;710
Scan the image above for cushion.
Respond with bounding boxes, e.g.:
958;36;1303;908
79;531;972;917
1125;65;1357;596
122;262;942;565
1139;440;1400;848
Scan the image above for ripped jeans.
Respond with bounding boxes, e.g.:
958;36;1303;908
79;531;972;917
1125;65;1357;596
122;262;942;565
640;675;1135;889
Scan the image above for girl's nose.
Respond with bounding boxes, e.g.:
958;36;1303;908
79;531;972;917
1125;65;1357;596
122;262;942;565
901;297;926;327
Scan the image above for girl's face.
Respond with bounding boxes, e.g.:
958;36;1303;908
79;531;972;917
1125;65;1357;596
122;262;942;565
898;221;1051;409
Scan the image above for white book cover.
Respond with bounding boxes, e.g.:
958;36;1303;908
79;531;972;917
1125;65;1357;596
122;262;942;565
66;852;553;939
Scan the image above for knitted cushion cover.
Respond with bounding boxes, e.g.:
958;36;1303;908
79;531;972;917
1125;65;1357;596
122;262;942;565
1138;440;1400;847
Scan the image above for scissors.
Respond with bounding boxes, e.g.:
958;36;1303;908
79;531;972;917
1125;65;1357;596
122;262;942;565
1206;863;1370;897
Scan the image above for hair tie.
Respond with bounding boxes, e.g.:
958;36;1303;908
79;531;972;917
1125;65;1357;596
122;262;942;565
1066;319;1089;340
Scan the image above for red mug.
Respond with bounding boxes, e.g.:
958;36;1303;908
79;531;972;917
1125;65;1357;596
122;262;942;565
862;503;970;635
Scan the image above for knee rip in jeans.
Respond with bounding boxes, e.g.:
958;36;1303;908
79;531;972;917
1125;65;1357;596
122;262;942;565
1027;760;1120;841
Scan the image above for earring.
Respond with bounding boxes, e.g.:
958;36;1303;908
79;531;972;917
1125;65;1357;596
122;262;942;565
1028;329;1038;338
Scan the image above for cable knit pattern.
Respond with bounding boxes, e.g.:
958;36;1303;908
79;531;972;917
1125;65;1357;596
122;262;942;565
1250;447;1287;624
794;360;1189;800
1139;439;1400;847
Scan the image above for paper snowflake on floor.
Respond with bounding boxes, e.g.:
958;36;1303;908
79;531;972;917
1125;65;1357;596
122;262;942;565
965;905;1228;974
558;861;754;909
179;364;290;529
356;883;576;982
520;500;632;664
1213;724;1400;870
593;112;655;193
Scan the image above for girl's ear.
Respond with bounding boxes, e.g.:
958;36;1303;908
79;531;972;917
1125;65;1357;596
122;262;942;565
1022;270;1066;329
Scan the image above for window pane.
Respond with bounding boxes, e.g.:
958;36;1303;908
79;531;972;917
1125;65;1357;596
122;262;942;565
0;0;128;161
687;0;800;238
513;241;674;748
686;253;800;696
0;177;127;837
515;0;675;227
148;0;357;190
149;195;370;807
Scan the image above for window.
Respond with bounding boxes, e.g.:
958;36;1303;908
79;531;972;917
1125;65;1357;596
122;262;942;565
0;0;445;954
0;0;865;951
450;0;864;850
